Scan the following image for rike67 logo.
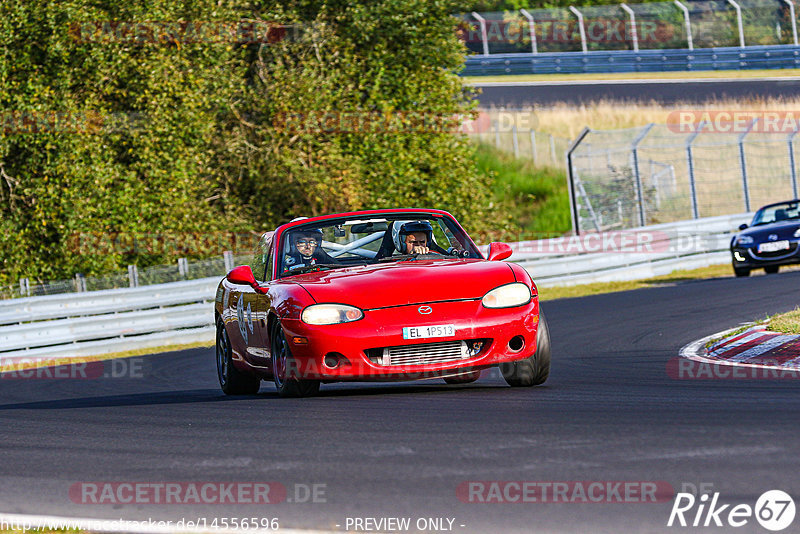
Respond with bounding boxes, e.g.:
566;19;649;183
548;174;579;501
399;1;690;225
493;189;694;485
668;490;795;531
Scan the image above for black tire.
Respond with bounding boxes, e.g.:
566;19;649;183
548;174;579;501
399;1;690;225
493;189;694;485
733;265;750;277
501;310;551;387
443;370;481;385
271;321;320;398
216;320;260;395
764;265;780;274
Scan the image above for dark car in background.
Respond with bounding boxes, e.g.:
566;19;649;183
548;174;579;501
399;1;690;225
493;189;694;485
730;200;800;277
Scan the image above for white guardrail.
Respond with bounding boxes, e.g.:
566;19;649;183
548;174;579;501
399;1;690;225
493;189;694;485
0;213;750;362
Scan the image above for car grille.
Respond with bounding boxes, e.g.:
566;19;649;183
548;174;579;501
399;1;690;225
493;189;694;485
368;340;469;366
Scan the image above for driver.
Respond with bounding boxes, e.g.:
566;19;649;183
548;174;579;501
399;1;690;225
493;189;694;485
392;220;441;255
284;228;328;270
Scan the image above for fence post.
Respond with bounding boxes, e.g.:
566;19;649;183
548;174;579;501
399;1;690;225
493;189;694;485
127;265;139;288
549;134;557;164
785;0;799;46
530;130;538;165
726;0;746;47
566;127;592;235
620;3;639;52
471;12;490;56
789;127;799;199
178;257;189;278
223;250;235;273
19;278;30;297
74;273;86;292
737;118;757;212
519;9;538;54
673;0;694;50
631;124;655;227
512;125;520;158
685;123;704;219
569;6;588;53
493;120;501;148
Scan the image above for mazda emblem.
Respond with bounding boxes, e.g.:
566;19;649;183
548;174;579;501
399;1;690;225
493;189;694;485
418;306;432;315
769;234;778;241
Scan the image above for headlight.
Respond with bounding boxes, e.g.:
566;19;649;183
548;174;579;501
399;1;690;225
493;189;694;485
301;304;363;325
737;236;754;245
794;228;800;238
482;283;532;309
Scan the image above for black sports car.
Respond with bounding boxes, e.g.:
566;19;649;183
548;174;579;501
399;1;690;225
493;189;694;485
730;200;800;277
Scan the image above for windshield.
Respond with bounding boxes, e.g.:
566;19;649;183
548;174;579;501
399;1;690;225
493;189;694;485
751;202;800;226
277;213;481;278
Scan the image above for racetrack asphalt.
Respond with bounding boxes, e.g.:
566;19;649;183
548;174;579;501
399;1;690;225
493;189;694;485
473;77;800;106
1;270;800;533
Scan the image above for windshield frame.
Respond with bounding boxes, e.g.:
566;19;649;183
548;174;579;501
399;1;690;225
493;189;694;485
751;201;800;226
272;210;482;280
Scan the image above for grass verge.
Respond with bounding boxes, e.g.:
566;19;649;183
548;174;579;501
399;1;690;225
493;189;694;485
767;307;800;334
463;68;800;84
475;142;571;240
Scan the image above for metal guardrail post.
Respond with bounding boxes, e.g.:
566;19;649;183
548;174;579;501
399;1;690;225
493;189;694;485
685;123;704;219
673;0;693;50
569;6;588;53
738;118;757;212
530;130;538;165
75;273;86;292
519;9;538;54
788;127;799;199
471;12;490;56
128;265;139;288
549;134;557;164
726;0;746;47
631;123;655;227
785;0;799;46
620;3;639;52
566;127;592;235
223;250;234;273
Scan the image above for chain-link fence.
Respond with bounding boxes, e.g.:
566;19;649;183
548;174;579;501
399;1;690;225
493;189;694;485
2;253;251;300
459;0;799;55
568;121;800;232
464;109;571;169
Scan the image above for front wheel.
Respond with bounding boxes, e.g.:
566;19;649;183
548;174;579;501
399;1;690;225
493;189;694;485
733;265;750;277
501;309;551;387
271;321;320;398
216;320;260;395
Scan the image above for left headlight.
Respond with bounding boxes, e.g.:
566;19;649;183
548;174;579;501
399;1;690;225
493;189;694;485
482;283;532;309
301;304;364;325
737;235;754;245
794;228;800;238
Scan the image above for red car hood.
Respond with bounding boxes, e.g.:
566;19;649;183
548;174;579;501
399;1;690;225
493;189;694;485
291;259;516;309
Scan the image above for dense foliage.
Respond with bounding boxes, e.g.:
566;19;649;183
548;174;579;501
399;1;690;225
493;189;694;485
0;0;500;286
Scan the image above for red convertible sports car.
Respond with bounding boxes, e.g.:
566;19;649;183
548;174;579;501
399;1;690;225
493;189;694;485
214;208;549;397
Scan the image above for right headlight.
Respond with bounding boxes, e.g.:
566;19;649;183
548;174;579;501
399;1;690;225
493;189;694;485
737;236;754;246
301;304;363;325
482;283;531;309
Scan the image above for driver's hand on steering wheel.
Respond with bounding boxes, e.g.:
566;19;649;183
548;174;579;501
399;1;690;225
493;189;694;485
410;245;430;255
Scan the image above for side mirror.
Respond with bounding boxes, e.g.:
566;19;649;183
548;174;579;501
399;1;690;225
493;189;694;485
487;242;513;261
226;265;257;287
738;223;748;231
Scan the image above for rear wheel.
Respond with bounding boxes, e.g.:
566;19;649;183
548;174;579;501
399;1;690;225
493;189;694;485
764;265;780;274
501;310;551;387
733;265;750;277
443;370;481;385
216;320;260;395
271;321;320;398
